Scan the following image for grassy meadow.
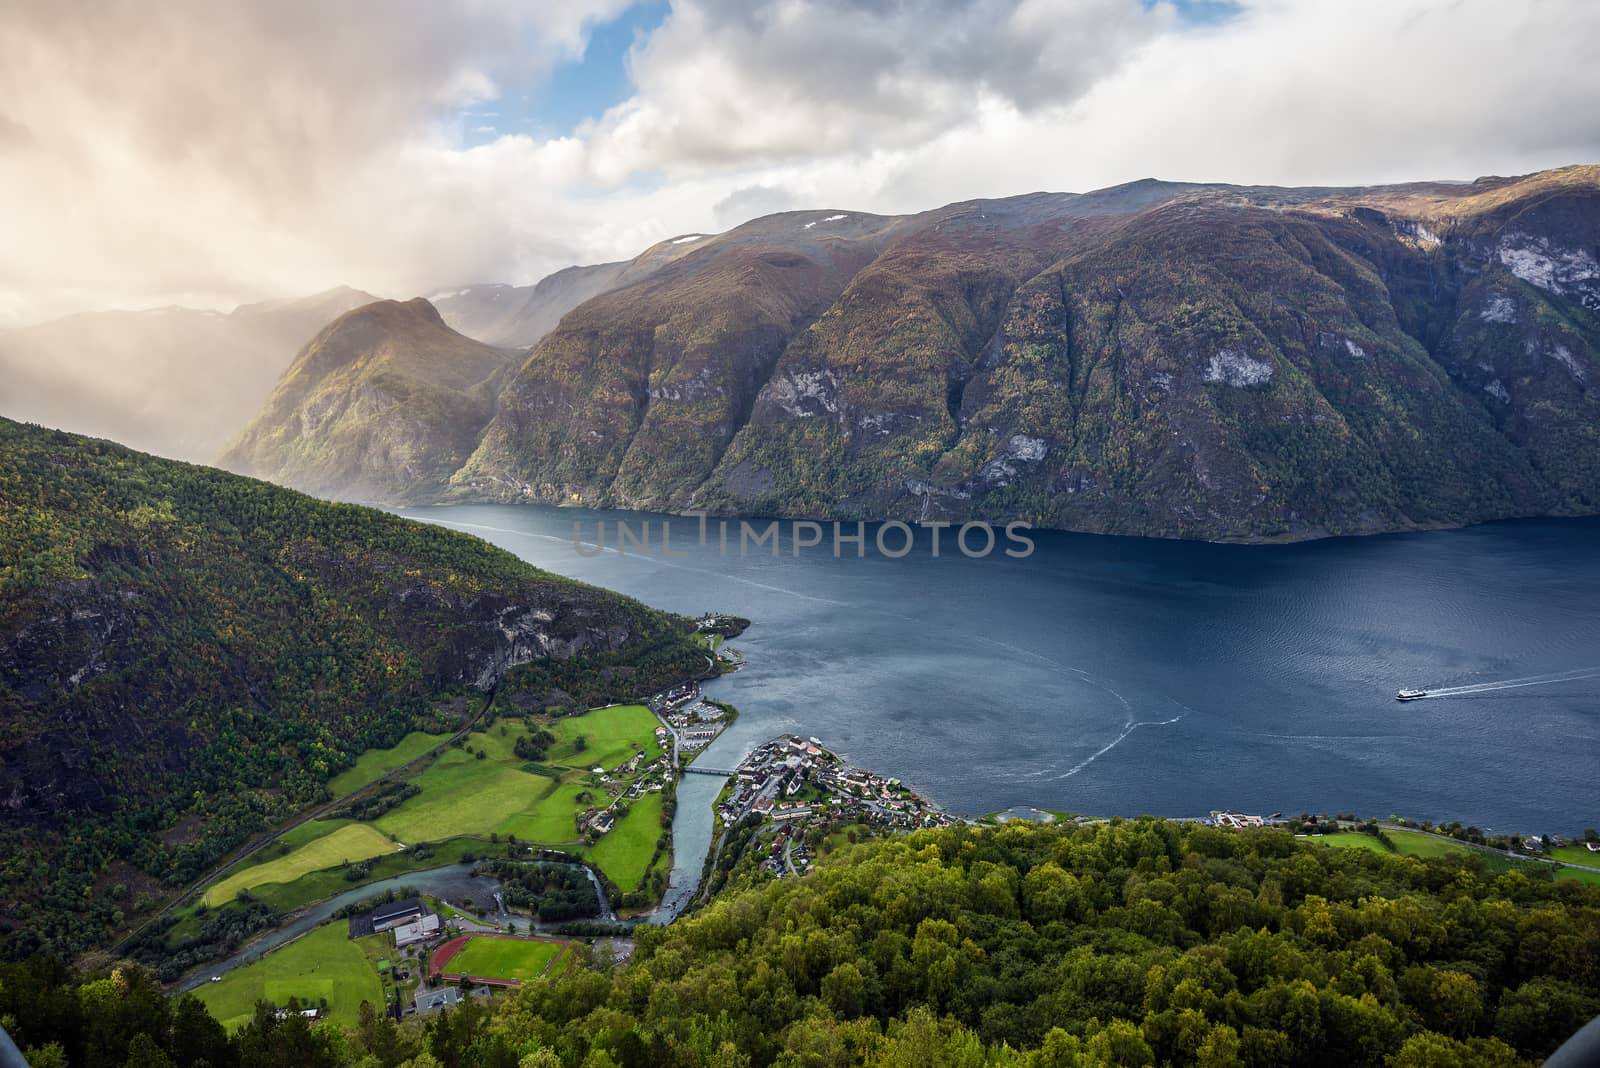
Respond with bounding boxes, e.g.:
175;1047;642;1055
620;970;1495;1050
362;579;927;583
205;823;401;907
180;703;671;944
328;730;452;797
192;923;381;1032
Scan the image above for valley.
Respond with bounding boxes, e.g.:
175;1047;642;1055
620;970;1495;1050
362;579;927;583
5;5;1598;1061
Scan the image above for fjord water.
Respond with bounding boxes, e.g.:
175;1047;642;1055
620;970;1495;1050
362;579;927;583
406;506;1599;833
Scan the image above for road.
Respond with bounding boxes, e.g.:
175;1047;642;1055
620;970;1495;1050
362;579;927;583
649;703;683;768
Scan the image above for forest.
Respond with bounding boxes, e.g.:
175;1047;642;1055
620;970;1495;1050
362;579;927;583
2;818;1596;1066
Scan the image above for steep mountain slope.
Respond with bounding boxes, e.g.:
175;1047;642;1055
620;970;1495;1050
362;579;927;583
0;417;702;957
448;212;914;506
230;165;1600;540
220;298;519;501
482;166;1600;539
0;286;376;462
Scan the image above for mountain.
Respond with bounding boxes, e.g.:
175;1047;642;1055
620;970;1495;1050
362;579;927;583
0;416;702;958
219;298;521;502
240;165;1600;540
430;262;629;349
0;286;377;463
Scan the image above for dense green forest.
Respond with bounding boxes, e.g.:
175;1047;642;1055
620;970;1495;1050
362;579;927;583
2;819;1596;1066
0;417;703;960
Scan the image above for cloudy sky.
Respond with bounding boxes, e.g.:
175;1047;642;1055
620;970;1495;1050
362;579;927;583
3;0;1597;324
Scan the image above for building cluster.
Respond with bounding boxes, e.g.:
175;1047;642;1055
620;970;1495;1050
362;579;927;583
667;700;727;751
718;736;959;843
649;679;733;755
578;747;673;839
1207;811;1279;829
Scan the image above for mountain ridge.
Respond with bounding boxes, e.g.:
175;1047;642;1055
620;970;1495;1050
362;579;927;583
231;164;1600;541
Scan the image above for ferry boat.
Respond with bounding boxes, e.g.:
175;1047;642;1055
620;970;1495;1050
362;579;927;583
1395;689;1428;701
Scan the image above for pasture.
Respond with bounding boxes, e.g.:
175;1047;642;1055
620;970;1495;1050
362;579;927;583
205;822;401;906
329;730;451;797
192;923;381;1031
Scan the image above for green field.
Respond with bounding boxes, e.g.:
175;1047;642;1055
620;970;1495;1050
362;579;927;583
242;838;487;914
1308;832;1391;854
272;818;354;853
546;705;662;771
443;936;564;982
375;752;569;844
329;730;451;797
193;923;382;1031
1314;827;1582;881
205;823;402;906
373;707;660;848
1551;845;1600;866
1384;829;1471;858
181;705;667;927
587;791;665;892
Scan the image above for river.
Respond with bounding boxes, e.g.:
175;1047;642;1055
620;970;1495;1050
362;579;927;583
401;505;1600;835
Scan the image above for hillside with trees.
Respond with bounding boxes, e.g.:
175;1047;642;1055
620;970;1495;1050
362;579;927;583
0;417;704;960
2;818;1597;1065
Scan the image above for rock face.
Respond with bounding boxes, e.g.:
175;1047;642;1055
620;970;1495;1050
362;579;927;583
244;166;1600;540
220;298;520;502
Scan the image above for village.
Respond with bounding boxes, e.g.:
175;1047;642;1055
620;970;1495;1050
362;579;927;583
574;676;739;842
716;735;961;878
648;679;733;758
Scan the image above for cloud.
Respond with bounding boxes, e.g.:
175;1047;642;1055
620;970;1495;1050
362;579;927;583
712;185;803;227
1;0;1597;325
581;0;1171;175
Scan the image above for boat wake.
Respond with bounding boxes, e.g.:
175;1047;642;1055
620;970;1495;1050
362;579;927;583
965;634;1192;781
1415;666;1600;699
1048;708;1190;781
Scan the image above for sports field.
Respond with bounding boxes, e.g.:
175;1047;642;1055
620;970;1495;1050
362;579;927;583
193;922;382;1031
205;822;401;906
431;934;566;983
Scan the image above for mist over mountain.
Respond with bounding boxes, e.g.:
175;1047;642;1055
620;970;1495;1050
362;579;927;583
429;263;629;349
220;297;522;502
0;286;376;462
225;165;1600;541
